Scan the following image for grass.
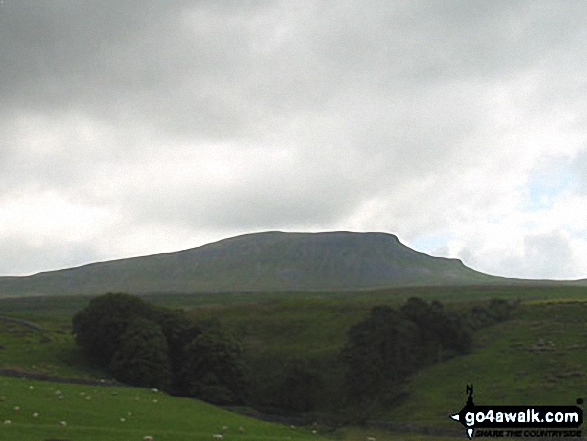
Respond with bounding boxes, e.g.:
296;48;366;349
188;299;370;357
0;320;107;379
337;426;463;441
0;376;324;441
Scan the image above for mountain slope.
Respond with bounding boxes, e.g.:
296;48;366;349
0;231;503;297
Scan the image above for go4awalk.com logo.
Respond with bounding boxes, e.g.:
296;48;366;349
450;385;583;439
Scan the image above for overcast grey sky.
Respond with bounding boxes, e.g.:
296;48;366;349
1;1;587;279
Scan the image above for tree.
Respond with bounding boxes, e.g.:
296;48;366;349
466;298;516;330
340;299;473;420
263;358;324;413
72;293;250;405
401;297;472;363
72;293;154;367
109;317;172;389
176;326;248;405
148;307;195;383
341;306;417;408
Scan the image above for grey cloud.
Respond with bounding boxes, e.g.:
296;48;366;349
6;0;584;132
466;231;577;280
520;232;576;279
2;1;587;276
571;149;587;194
0;235;100;276
114;150;373;231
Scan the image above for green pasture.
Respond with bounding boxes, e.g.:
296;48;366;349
0;320;106;379
0;376;322;441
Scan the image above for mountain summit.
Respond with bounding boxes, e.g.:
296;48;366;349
0;231;500;296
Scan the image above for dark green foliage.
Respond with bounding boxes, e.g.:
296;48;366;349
277;359;323;412
176;326;248;405
148;308;195;378
401;297;472;362
253;358;324;413
340;298;473;418
466;298;517;330
341;306;418;406
71;292;154;366
72;293;248;405
109;317;172;389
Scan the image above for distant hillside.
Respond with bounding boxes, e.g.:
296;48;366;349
0;231;510;297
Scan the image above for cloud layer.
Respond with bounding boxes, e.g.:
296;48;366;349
1;1;587;278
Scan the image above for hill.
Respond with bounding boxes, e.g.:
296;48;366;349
0;231;510;297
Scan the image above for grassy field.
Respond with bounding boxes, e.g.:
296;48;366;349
0;285;585;439
0;375;324;441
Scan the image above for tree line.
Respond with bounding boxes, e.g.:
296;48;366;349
72;293;514;417
72;293;247;404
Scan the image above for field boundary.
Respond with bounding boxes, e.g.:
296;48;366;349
0;369;123;387
0;315;43;331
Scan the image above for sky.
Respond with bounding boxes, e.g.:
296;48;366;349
1;1;587;280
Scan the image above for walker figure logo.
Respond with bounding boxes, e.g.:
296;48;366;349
450;385;583;439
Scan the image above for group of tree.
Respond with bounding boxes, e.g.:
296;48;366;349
340;297;474;418
72;293;248;405
465;298;515;329
72;293;515;417
338;297;516;420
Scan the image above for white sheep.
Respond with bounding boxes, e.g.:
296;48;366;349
143;436;154;441
366;437;376;441
3;420;11;424
13;406;20;412
213;434;224;440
